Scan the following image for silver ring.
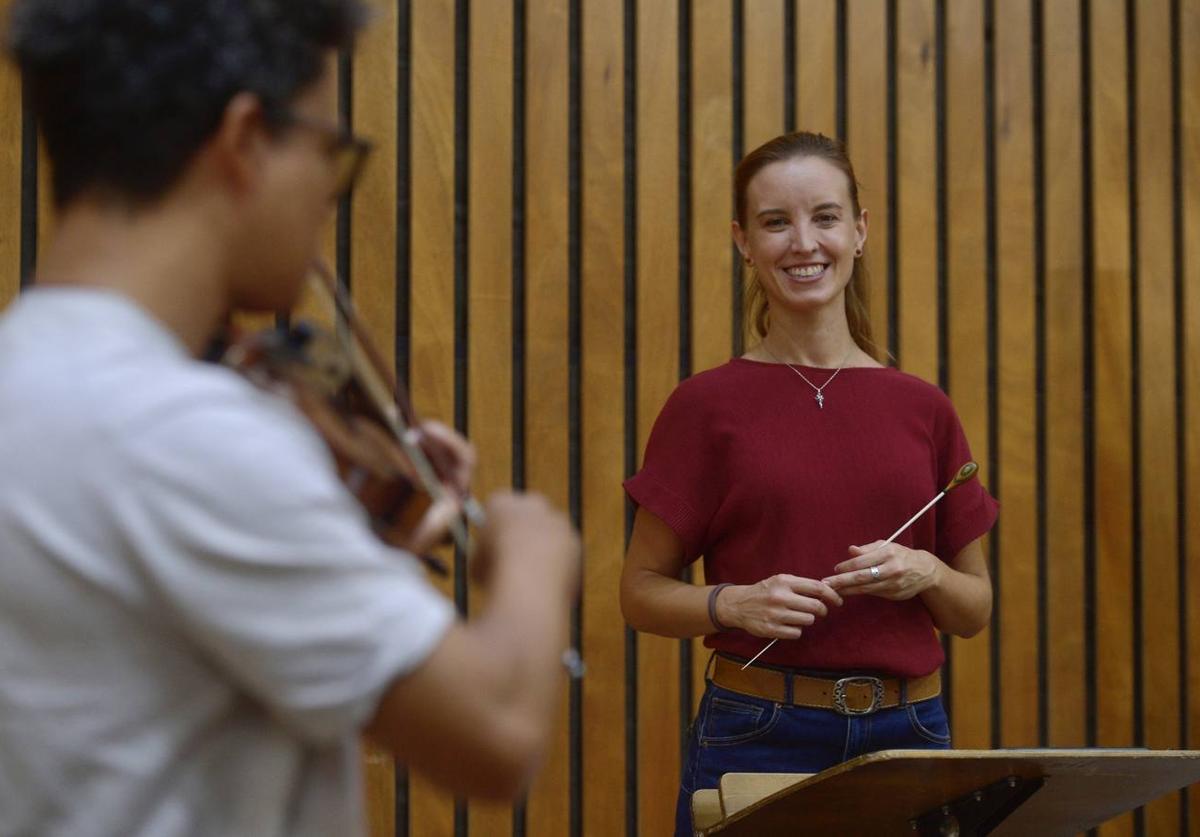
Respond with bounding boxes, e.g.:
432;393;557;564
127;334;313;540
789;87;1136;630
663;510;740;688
869;565;881;580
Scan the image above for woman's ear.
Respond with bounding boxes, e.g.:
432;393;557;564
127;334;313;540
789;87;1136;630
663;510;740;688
854;208;869;254
731;220;750;263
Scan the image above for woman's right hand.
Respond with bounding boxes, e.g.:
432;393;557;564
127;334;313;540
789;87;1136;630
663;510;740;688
716;575;843;639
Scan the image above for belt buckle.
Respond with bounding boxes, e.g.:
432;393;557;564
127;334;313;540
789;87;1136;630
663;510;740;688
833;676;885;716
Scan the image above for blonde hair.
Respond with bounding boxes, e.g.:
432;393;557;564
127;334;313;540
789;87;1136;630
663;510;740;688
735;131;881;361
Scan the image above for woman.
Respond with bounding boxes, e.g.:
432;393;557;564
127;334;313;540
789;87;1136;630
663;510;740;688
620;131;997;836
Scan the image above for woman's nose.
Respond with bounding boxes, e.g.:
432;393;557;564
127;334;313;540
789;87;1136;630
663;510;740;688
789;224;817;253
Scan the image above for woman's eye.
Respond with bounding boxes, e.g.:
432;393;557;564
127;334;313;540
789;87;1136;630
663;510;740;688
815;214;838;226
763;217;787;229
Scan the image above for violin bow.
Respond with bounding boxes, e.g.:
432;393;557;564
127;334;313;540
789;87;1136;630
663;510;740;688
306;260;486;554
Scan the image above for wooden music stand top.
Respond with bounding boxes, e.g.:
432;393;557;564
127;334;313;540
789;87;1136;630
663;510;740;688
702;748;1200;836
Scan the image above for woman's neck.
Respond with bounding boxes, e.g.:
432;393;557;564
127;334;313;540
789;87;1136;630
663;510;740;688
751;308;866;368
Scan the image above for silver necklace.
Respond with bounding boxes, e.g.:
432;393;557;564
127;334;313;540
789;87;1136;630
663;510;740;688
761;344;854;409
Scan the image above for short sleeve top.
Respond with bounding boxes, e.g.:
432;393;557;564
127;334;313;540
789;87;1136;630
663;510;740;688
624;358;998;678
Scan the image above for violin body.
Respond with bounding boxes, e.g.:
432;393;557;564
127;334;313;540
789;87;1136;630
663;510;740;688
221;322;433;545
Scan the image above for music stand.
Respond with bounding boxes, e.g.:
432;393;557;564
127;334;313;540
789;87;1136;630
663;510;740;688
697;748;1200;836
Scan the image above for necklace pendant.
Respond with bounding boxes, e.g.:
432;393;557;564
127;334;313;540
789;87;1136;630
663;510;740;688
815;391;824;409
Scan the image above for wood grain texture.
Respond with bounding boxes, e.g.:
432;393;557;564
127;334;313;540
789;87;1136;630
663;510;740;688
521;3;573;834
1185;4;1200;832
408;0;459;830
1133;1;1182;833
894;0;936;381
944;0;992;751
742;0;786;155
690;0;735;704
466;1;515;832
1041;0;1086;751
846;0;890;358
580;0;626;833
1089;3;1134;835
351;3;399;833
796;0;837;138
994;0;1038;749
705;750;1200;836
635;1;682;833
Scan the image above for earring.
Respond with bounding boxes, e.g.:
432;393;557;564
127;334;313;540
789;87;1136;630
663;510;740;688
744;256;753;267
855;248;863;258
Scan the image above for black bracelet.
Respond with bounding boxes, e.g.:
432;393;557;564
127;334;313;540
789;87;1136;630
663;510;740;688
707;583;733;632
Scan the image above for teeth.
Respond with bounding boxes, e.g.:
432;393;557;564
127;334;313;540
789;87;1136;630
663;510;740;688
786;265;825;278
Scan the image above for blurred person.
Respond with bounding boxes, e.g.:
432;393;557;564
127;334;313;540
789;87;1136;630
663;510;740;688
0;2;579;835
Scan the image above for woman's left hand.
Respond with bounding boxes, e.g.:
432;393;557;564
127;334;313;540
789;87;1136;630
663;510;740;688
821;541;943;601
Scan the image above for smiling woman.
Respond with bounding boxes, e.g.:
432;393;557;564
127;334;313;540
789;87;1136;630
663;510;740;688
620;131;999;837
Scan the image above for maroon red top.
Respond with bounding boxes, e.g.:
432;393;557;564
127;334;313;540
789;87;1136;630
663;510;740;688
624;358;998;678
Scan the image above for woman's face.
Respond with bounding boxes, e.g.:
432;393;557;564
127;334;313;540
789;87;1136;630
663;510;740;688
732;155;868;319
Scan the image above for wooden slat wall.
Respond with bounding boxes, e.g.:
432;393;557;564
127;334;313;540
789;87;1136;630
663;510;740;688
2;1;1198;835
945;0;992;752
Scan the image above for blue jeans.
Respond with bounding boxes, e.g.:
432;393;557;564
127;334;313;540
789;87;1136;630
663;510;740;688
675;678;951;837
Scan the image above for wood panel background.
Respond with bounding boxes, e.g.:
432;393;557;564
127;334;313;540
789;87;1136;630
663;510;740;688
2;1;1199;835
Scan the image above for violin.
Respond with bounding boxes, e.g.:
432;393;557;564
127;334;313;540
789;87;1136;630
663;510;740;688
218;262;585;679
220;260;483;571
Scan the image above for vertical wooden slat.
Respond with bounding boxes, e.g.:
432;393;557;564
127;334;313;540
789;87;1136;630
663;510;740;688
1042;0;1087;750
945;0;992;751
846;0;890;357
796;0;837;138
1134;0;1182;833
742;1;786;161
523;2;573;834
1090;1;1135;834
467;1;515;832
0;0;21;306
351;2;400;833
690;0;734;703
1185;2;1200;831
580;0;626;833
994;0;1038;749
409;0;459;831
634;1;681;833
895;0;937;381
1182;6;1200;837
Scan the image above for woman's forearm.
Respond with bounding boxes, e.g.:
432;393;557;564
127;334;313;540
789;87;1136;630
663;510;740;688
620;564;723;638
919;559;992;638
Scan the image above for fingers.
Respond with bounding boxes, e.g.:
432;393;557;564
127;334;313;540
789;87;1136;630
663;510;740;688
400;493;463;556
835;541;890;573
749;575;843;634
410;420;476;495
772;574;844;610
477;491;582;593
823;564;889;592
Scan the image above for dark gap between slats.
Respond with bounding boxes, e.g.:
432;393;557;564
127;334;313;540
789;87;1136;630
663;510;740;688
393;4;413;833
511;0;528;832
983;0;1002;749
622;1;639;834
677;0;696;769
567;2;584;833
1032;0;1050;750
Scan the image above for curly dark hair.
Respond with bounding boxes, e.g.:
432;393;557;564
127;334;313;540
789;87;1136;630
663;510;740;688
7;0;367;207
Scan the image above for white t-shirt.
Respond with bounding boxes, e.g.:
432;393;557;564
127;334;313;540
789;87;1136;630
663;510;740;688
0;288;455;837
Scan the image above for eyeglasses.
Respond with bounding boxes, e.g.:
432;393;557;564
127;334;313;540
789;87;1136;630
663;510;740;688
279;112;374;199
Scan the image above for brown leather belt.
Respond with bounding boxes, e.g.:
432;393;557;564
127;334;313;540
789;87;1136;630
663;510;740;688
711;653;940;716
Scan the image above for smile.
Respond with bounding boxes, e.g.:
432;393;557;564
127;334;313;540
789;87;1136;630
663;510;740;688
783;264;827;280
